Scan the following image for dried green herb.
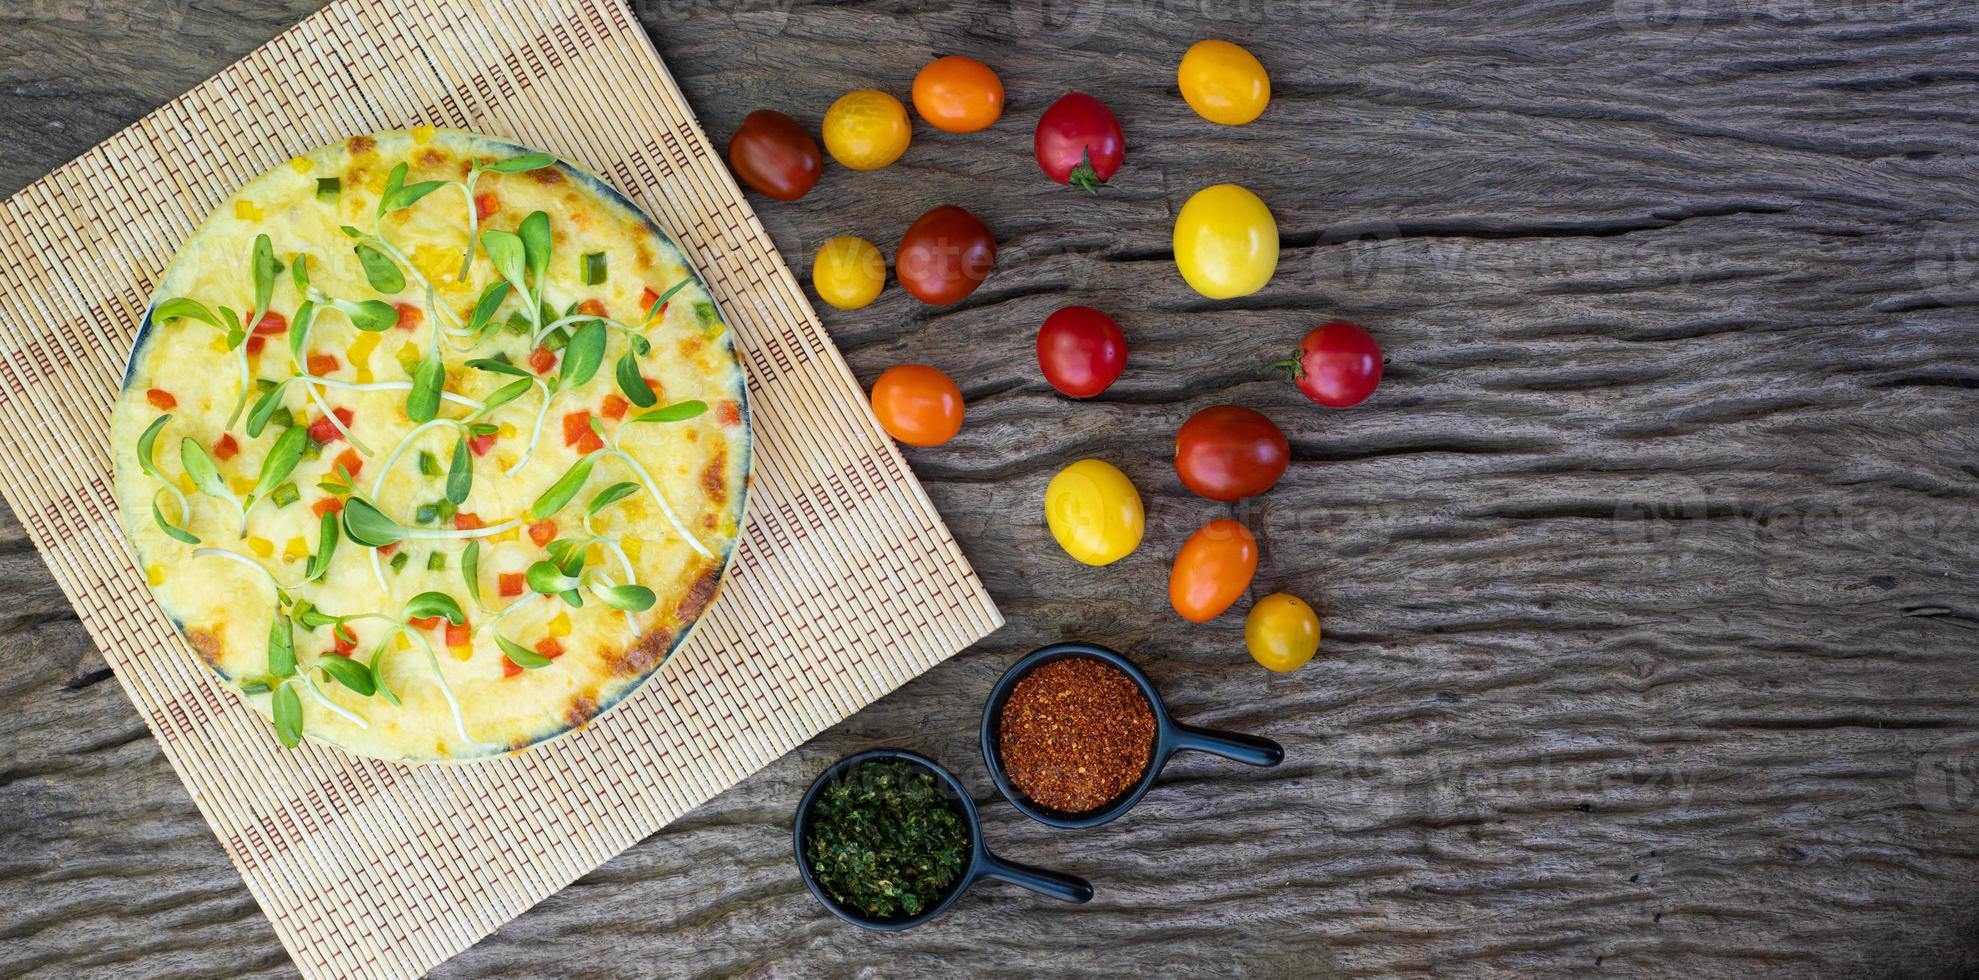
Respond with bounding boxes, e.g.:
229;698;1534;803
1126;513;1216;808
805;761;968;920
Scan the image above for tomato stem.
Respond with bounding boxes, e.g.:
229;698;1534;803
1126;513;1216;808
1268;356;1304;380
1067;148;1103;194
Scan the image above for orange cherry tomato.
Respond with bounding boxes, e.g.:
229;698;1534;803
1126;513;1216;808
870;364;964;446
912;56;1004;133
1169;518;1257;622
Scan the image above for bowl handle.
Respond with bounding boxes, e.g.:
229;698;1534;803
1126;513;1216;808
977;852;1095;904
1168;722;1285;767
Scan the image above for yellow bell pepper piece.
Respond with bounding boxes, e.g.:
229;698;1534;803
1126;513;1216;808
246;536;274;559
548;611;572;638
228;475;255;496
349;332;381;384
234;199;263;222
411;125;436;145
288;156;314;174
283;536;308;563
451;644;473;662
145;564;165;586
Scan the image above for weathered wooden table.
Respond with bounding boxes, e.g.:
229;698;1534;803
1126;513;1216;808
6;0;1979;975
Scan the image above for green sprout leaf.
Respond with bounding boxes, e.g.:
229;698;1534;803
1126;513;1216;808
377;162;449;215
291;253;313;292
446;436;471;504
137;415;171;479
462;540;483;610
290;300;315;363
338;298;400;332
155;297;220;327
525;560;581;596
642;278;691;321
152;499;200;544
254;424;309;496
271;681;303;748
480;230;527;292
477;377;533;415
615;352;657;408
467;281;511;335
559;320;606;388
520;211;552;288
594;583;655;611
355;244;407;294
466;356;531;378
179;437;230;500
401;590;466;625
305;508;340;583
632;400;709;424
245;379;290;437
529;456;594;520
407;355;444;423
495;632;552;669
268;609;296;678
342;497;405;547
317;654;376;697
370;644;401;707
484;152;556;174
251;234;278;320
587;481;640;515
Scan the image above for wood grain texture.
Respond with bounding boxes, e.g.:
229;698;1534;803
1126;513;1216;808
5;0;1979;975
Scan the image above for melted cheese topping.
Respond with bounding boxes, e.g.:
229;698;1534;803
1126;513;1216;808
109;131;750;762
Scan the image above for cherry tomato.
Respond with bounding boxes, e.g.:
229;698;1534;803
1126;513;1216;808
1036;306;1126;398
1170;519;1257;623
1045;459;1144;566
1173;183;1278;299
1034;92;1124;192
726;110;821;202
823;90;912;171
812;236;886;310
895;205;996;305
912;56;1004;133
1174;405;1288;502
1281;321;1383;408
1177;40;1270;126
1245;593;1319;671
870;364;964;446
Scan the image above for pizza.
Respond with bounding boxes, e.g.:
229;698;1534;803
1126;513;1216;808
109;129;751;763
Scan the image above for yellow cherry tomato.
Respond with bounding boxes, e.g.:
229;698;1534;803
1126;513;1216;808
823;90;912;171
811;236;886;310
1245;592;1319;671
1173;183;1278;299
1045;459;1145;566
1178;40;1270;126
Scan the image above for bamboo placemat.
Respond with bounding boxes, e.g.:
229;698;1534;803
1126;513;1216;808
0;0;1001;975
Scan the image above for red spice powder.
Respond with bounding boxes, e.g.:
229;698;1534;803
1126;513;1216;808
998;657;1155;813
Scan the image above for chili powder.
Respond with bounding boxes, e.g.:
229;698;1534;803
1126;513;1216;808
998;657;1155;813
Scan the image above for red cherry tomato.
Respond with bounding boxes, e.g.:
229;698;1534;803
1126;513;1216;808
1169;518;1257;622
1174;405;1288;502
896;205;997;305
1036;306;1127;398
871;364;965;446
1283;321;1383;408
727;110;822;202
1034;92;1123;192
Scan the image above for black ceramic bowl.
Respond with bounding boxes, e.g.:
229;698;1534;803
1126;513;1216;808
793;748;1094;930
982;642;1286;828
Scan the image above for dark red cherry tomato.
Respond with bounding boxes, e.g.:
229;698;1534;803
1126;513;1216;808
1034;92;1123;192
1280;321;1383;408
1174;405;1288;502
1036;306;1127;398
896;205;997;305
727;110;821;202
